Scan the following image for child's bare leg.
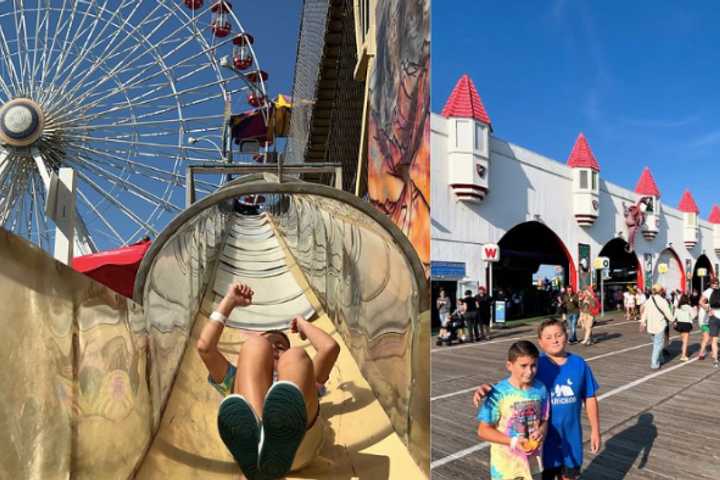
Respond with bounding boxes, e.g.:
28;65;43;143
276;347;319;426
681;332;689;357
699;331;709;357
234;335;274;418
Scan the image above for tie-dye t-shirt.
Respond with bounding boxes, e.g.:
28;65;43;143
477;378;550;480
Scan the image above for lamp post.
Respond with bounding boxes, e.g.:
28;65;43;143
188;135;236;184
187;135;225;160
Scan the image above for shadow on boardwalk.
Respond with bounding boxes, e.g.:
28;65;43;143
582;413;657;479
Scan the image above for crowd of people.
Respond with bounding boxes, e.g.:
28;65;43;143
436;285;603;347
637;279;720;369
436;287;493;345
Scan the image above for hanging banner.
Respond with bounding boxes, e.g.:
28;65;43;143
578;243;591;289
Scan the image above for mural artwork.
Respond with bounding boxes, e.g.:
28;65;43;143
367;0;430;269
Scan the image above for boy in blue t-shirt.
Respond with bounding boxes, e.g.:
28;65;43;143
477;341;550;480
474;319;601;479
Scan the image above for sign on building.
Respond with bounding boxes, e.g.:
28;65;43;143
481;243;500;262
593;256;610;270
431;261;466;280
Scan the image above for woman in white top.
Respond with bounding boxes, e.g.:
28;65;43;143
673;294;696;361
436;289;451;342
623;288;636;320
636;290;647;320
640;284;674;369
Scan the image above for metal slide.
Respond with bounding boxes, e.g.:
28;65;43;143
0;177;429;479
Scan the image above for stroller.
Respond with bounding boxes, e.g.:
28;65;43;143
436;309;467;346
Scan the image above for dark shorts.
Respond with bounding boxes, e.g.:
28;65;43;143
709;316;720;337
674;321;692;333
542;466;581;480
478;315;491;326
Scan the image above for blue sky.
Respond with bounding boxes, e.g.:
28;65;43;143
432;0;720;216
241;2;301;98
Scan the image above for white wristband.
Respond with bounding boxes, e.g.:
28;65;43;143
209;311;227;324
510;436;520;450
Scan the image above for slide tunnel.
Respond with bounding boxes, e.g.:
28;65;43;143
0;174;429;479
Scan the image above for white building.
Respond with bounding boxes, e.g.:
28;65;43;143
431;74;719;314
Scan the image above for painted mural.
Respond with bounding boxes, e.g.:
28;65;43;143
367;0;430;269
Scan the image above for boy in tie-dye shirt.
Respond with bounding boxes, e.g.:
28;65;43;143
477;341;550;480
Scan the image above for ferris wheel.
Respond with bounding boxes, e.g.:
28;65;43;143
0;0;269;254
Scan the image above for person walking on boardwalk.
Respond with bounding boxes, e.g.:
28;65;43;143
462;289;480;342
578;286;597;346
672;294;695;361
473;319;602;480
561;287;579;344
699;276;720;368
623;287;636;321
437;288;452;342
197;283;340;479
476;286;493;341
640;284;673;370
695;289;711;360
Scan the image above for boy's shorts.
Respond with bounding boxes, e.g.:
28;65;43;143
700;324;710;334
709;316;720;337
542;465;581;480
209;364;238;397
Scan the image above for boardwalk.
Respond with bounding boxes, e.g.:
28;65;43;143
431;316;720;479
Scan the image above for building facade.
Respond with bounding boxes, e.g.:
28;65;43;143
432;75;720;311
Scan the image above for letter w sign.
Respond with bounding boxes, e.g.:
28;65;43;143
481;243;500;262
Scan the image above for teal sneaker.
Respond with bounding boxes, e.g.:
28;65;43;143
258;381;308;478
217;394;262;480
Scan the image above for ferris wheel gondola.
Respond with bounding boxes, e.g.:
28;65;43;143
0;0;269;254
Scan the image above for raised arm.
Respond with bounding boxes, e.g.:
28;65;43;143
291;316;340;384
196;283;253;382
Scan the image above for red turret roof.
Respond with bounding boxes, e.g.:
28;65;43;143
709;205;720;224
441;74;492;127
634;167;661;198
678;190;700;214
566;133;600;172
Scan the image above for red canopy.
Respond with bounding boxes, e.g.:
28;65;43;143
72;239;151;298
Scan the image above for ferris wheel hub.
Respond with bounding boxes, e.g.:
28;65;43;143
0;99;45;147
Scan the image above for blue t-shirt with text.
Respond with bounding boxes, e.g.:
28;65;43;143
535;352;599;469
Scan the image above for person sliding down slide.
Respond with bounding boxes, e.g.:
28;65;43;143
196;283;340;479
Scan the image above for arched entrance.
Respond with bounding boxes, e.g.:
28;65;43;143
692;255;714;293
597;238;642;310
653;248;685;293
493;221;576;319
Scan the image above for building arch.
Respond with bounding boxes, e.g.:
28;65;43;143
598;237;643;292
492;221;576;319
692;254;714;293
653;247;686;293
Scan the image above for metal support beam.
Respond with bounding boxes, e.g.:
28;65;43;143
46;168;76;265
186;163;343;206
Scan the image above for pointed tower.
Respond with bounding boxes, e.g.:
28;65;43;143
709;205;720;255
567;133;600;227
678;190;700;249
634;167;661;240
442;74;492;202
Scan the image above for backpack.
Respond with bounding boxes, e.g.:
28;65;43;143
590;292;601;316
710;289;720;309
